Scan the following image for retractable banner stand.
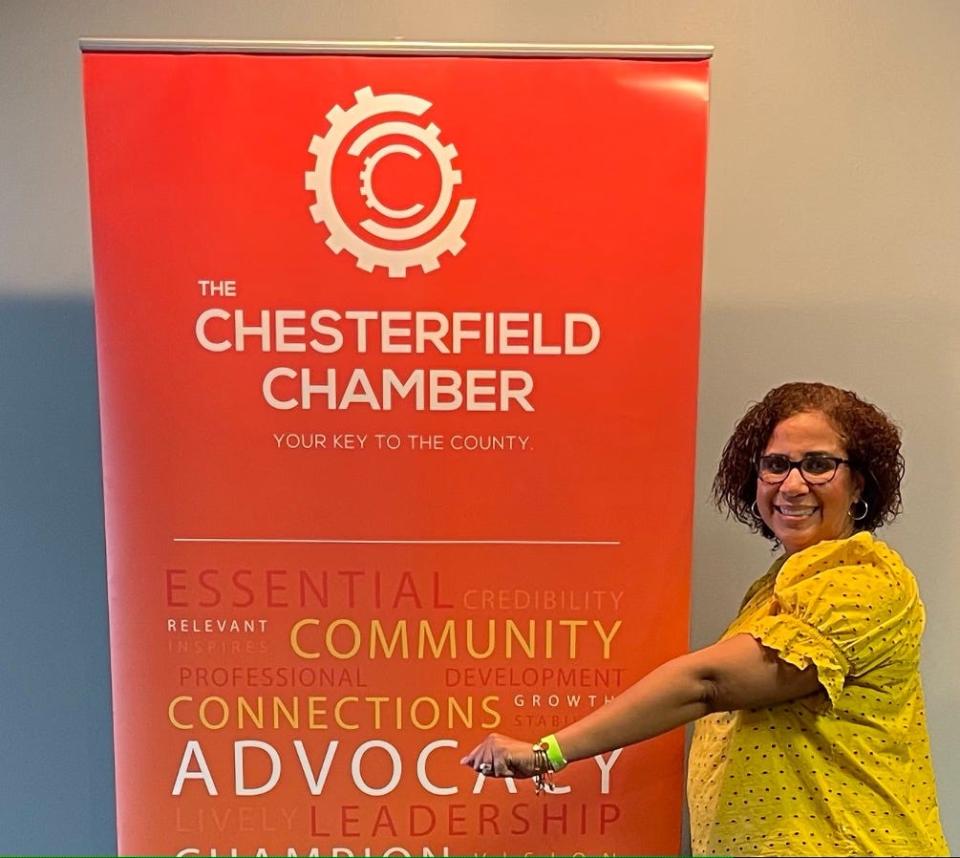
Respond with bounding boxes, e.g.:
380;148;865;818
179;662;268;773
82;42;710;857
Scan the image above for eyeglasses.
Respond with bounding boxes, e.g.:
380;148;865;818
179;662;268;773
757;454;851;485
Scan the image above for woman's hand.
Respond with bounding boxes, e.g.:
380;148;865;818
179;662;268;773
460;732;537;778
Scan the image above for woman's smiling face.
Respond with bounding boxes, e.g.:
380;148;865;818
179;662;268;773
756;410;863;556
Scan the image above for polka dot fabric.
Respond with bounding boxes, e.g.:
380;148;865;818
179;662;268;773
687;533;949;856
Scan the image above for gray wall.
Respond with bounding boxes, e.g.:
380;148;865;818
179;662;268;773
2;1;957;853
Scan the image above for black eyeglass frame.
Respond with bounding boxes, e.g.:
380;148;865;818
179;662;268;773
756;454;852;486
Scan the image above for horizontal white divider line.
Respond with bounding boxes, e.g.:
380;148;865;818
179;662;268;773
173;537;620;545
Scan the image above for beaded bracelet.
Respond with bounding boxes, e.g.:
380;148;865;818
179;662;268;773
531;734;569;795
531;741;555;795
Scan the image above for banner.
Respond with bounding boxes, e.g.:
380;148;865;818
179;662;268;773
83;46;709;856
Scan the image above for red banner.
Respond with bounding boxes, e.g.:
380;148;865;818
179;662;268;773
83;49;709;856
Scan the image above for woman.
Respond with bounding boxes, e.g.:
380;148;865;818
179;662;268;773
462;382;949;857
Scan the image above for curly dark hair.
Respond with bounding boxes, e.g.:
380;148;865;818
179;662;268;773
713;382;904;541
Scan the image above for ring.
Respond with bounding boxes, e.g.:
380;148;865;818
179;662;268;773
479;763;493;774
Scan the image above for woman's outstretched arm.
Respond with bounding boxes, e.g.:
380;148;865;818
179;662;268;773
461;632;822;777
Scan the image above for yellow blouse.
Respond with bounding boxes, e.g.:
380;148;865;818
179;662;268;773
687;532;949;857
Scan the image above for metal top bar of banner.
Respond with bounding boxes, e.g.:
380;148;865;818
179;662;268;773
78;38;713;58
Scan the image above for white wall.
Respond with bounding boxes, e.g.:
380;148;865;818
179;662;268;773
2;1;957;852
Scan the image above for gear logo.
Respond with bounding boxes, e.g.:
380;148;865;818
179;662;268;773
304;87;476;278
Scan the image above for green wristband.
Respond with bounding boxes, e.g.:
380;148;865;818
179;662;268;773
539;733;568;771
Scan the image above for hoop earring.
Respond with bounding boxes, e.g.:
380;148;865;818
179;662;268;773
751;500;761;518
850;498;869;522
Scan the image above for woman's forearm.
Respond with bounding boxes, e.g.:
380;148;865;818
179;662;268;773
462;635;821;778
554;653;712;763
552;633;823;764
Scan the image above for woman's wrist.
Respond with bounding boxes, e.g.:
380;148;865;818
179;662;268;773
537;733;568;771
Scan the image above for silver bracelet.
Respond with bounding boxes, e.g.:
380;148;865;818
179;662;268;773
531;741;557;795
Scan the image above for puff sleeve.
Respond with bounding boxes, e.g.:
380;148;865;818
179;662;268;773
739;533;921;707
